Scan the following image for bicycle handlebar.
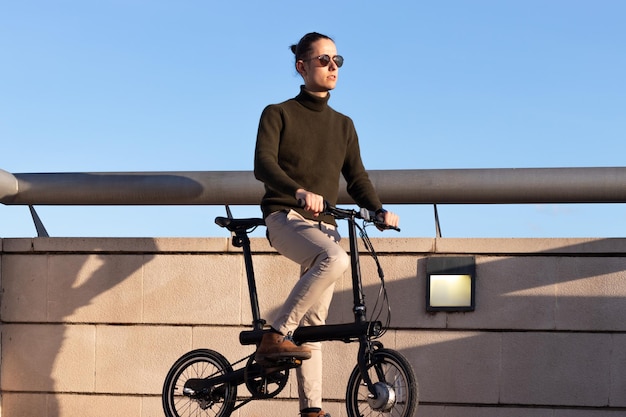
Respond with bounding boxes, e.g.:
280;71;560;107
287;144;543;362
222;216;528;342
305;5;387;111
298;199;400;232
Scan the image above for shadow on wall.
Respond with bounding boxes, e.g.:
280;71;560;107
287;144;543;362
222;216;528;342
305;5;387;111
0;172;206;414
1;240;158;416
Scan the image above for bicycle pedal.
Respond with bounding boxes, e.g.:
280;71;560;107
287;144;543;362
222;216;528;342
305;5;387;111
257;356;302;368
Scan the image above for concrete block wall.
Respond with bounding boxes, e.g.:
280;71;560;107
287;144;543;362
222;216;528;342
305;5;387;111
1;236;625;417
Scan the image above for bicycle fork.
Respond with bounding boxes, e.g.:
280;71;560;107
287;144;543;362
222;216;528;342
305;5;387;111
356;335;382;396
357;336;402;414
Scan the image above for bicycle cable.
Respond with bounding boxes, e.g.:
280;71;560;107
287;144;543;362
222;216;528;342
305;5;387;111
357;221;392;339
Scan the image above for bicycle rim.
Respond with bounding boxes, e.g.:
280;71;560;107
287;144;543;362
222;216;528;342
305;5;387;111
162;349;237;417
346;348;418;417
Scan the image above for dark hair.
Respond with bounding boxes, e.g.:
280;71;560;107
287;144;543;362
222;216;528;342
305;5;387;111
290;32;334;61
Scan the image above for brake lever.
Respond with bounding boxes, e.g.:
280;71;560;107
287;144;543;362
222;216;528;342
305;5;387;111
360;208;401;232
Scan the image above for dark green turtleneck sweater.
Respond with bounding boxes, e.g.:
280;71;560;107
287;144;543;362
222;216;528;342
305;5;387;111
254;86;382;225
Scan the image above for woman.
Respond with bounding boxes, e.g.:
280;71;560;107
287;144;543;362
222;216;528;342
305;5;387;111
254;32;399;417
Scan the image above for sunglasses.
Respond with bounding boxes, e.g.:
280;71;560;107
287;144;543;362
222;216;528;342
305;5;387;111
303;54;344;68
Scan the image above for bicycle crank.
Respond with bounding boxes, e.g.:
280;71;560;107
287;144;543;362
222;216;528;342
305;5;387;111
243;355;293;399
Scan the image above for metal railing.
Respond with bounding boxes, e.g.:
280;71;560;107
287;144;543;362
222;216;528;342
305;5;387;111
2;167;626;237
3;167;626;206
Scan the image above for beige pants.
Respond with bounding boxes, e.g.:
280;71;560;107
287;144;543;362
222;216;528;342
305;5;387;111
265;209;350;410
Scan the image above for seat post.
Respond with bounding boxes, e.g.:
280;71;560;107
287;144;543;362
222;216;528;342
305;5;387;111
234;230;266;330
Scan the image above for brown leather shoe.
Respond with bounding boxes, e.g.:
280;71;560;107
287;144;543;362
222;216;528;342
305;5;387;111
255;331;311;362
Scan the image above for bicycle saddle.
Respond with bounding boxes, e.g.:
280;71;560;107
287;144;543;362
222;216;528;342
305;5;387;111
215;216;265;232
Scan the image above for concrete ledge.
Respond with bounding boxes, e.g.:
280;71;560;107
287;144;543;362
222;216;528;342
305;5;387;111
3;236;626;254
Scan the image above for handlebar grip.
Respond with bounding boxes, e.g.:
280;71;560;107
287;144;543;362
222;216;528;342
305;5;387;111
378;223;401;232
297;198;329;211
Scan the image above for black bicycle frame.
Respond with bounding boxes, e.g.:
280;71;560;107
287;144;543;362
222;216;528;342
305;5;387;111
237;211;382;346
190;211;382;397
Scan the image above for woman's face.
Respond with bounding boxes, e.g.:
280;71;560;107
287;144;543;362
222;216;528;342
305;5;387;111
297;38;340;97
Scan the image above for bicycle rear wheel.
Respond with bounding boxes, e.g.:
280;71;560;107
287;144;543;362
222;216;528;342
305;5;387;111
162;349;237;417
346;348;418;417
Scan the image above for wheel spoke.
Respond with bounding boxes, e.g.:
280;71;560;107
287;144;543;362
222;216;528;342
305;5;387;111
162;349;237;417
346;349;418;417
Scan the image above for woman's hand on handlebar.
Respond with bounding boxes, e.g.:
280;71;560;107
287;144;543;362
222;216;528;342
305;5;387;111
295;189;324;216
376;209;400;231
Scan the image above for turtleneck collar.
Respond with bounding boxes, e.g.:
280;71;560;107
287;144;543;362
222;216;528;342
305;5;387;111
295;85;330;112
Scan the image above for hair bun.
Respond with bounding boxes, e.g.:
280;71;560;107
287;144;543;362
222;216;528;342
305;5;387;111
290;32;332;62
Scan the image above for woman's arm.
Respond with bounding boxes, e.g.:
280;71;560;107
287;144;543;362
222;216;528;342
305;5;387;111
254;105;302;196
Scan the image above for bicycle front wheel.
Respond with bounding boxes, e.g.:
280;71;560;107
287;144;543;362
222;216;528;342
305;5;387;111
162;349;237;417
346;348;418;417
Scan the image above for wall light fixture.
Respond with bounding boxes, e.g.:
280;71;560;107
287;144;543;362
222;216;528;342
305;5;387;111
426;256;475;312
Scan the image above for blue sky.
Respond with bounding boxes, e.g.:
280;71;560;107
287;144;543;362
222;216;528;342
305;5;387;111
1;1;625;238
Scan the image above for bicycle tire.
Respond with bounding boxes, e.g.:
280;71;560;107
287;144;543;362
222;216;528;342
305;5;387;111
346;348;418;417
162;349;237;417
